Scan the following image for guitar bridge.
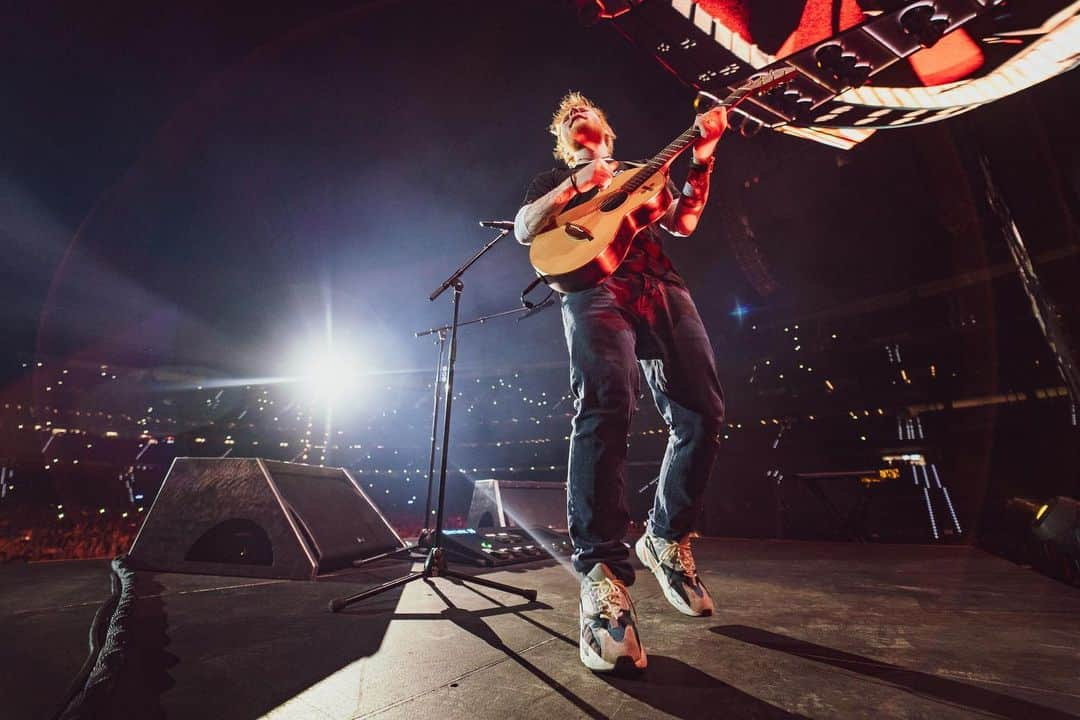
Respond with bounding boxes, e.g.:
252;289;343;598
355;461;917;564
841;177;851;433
564;223;593;241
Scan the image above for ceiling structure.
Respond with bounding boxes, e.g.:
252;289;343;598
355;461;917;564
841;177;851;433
580;0;1080;147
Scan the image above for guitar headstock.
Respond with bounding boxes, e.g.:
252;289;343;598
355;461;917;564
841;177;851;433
741;67;799;95
695;66;798;112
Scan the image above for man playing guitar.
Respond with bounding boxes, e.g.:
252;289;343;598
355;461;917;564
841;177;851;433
514;92;728;672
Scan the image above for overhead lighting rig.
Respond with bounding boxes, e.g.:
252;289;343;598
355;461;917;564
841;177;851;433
597;0;1079;147
900;3;951;48
813;43;872;88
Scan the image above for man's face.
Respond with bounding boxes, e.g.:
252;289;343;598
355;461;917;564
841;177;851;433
561;104;607;149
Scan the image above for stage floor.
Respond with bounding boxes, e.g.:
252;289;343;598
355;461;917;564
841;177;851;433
3;539;1079;719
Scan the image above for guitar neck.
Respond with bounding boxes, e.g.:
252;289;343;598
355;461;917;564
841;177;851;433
623;128;699;193
624;80;762;192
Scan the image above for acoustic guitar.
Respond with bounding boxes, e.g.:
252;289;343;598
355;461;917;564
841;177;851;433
529;67;795;294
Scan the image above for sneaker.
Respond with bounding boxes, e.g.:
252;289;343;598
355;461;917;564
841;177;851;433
635;531;714;617
579;563;647;672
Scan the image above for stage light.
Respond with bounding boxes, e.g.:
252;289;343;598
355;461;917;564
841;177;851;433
814;43;871;88
764;85;817;121
1031;497;1079;545
735;114;764;138
900;4;949;49
288;342;366;405
307;350;356;397
1001;497;1080;586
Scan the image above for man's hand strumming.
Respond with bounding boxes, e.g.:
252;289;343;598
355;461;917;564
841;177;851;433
573;158;617;193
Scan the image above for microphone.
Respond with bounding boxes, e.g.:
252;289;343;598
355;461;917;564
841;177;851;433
479;220;516;231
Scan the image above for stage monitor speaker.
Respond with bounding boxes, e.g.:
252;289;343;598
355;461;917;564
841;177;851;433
128;458;405;580
466;479;567;531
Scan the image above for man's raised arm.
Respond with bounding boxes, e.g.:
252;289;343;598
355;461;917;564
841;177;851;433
660;106;727;238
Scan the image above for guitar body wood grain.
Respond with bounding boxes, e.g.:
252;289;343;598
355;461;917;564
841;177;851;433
529;168;673;294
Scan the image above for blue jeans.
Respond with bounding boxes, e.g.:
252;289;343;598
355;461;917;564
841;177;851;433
561;274;725;586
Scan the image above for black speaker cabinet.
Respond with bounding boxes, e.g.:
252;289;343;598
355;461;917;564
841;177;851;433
466;479;567;531
128;458;405;580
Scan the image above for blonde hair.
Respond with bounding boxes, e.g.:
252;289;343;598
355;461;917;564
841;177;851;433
548;91;616;166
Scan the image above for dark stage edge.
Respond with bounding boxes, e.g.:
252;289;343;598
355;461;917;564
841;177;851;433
2;540;1078;720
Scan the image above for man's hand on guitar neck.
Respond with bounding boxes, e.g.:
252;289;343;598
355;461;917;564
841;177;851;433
573;158;618;193
660;106;726;237
691;106;728;163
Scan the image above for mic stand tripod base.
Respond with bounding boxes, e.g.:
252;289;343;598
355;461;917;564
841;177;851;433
350;542;426;570
329;545;537;612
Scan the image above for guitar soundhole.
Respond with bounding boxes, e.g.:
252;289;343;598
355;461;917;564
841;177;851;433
599;191;629;212
565;223;593;241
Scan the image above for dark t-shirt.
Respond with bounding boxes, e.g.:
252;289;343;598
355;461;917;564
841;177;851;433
523;160;683;283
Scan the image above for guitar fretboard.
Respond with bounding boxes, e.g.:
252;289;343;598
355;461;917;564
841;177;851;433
622;75;771;192
622;128;699;193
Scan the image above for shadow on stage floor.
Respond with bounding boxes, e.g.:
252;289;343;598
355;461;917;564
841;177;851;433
714;625;1079;720
9;541;1079;719
99;569;405;720
355;575;809;720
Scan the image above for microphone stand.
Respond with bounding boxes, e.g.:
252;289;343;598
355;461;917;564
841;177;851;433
411;299;555;537
331;226;538;611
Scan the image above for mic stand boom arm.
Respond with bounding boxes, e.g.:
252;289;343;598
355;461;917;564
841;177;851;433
429;227;510;301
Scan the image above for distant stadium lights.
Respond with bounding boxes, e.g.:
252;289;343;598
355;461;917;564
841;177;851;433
881;453;926;464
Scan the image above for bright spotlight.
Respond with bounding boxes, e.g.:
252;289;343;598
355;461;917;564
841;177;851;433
293;346;362;402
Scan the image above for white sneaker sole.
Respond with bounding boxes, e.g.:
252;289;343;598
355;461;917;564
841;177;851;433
578;602;648;672
579;635;648;672
634;535;712;617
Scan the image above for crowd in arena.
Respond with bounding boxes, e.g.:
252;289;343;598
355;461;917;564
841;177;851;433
0;508;140;563
1;306;1067;563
